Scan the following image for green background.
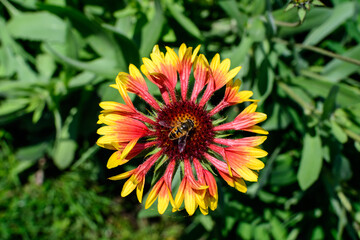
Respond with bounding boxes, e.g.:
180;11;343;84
1;0;360;239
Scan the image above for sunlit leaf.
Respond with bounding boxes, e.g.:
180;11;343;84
297;131;323;190
219;0;246;34
331;120;347;144
321;85;339;120
0;98;29;115
322;45;360;82
166;0;203;40
139;0;165;57
303;2;355;45
7;11;66;42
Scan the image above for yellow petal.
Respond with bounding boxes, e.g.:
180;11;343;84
234;178;247;192
210;53;220;70
96;135;117;146
145;187;159;209
120;138;139;161
241;102;258;114
247;147;268;158
97;126;117;135
184;188;196;216
129;64;144;82
121;176;138;197
199;206;209;215
136;179;145;203
191;45;201;62
246;125;269;135
158;188;170;215
108;170;135;180
225;66;241;82
107;151;130;169
165;47;179;66
237;166;258;182
245;158;265;170
219;58;230;74
209;195;218;210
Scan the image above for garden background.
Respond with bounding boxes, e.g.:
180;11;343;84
1;0;360;239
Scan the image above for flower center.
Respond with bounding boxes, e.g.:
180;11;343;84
155;101;214;160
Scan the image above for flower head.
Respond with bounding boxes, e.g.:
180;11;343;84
97;44;268;215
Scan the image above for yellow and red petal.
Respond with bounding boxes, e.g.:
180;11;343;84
145;180;162;210
106;150;130;169
136;178;145;203
191;54;210;101
157;185;170;214
213;103;267;132
174;178;186;210
210;54;242;91
214;136;268;147
108;169;136;181
121;175;140;197
184;183;197;216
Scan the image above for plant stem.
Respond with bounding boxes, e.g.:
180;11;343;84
274;20;301;27
277;81;314;114
273;38;360;67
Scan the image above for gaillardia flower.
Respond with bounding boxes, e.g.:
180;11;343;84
97;44;268;215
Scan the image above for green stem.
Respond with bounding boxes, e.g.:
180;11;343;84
53;108;62;140
0;0;20;17
277;81;315;114
273;38;360;67
274;20;301;27
344;129;360;142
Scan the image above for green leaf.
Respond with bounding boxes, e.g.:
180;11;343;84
7;11;66;42
198;215;214;232
71;144;99;169
219;0;246;34
139;0;165;57
45;43;119;78
276;8;331;37
331;120;348;144
53;107;79;169
291;76;360;108
237;222;253;239
355;141;360;152
37;3;98;36
86;31;126;70
53;139;77;170
248;17;266;42
68;72;98;88
261;103;291;131
36;53;56;81
254;224;271;240
333;156;352;182
297;8;306;23
0;98;29;115
32;100;46;124
226;36;253;74
322;45;360;82
166;0;203;40
16;142;49;162
321;85;339;120
257;55;275;101
285;3;296;12
270;216;287;240
15;55;38;82
297;131;323;190
312;0;325;7
101;23;140;66
0;45;16;77
303;2;355;46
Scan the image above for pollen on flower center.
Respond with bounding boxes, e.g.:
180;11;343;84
155;101;214;159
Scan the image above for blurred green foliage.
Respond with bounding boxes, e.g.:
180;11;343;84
1;0;360;239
